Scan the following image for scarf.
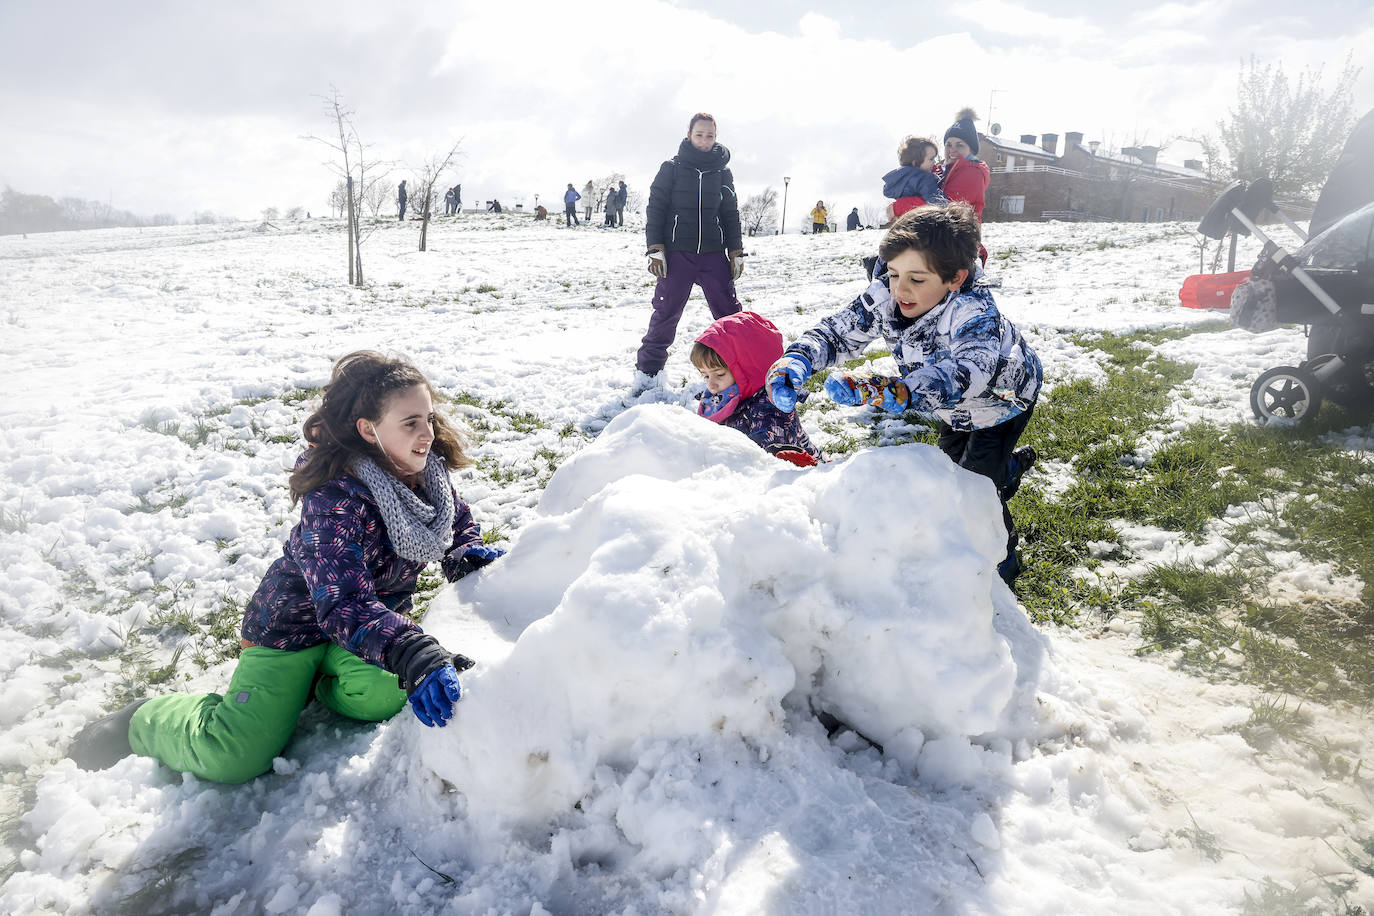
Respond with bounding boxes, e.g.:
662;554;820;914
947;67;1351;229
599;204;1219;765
675;139;731;171
697;383;741;423
350;451;455;563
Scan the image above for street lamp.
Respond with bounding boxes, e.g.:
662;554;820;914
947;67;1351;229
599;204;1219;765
780;176;790;235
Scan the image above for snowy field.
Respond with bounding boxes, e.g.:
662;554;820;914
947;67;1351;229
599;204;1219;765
1;213;1371;914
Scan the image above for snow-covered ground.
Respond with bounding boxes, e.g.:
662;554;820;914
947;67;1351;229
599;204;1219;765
1;214;1370;914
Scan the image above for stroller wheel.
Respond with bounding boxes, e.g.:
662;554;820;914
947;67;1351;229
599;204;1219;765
1251;366;1322;426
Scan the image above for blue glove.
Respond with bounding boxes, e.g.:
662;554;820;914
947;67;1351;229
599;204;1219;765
880;385;910;414
410;664;461;727
765;353;813;413
824;373;864;406
463;544;506;568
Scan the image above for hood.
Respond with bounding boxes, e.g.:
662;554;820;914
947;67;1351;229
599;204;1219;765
695;311;783;400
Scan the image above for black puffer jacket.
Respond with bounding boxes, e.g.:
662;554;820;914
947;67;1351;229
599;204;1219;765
645;139;743;254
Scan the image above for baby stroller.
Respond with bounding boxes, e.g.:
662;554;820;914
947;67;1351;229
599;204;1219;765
1199;142;1374;425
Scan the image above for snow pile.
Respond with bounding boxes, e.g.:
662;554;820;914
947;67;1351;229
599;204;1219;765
417;406;1032;827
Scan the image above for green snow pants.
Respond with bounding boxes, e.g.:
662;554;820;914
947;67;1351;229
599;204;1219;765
128;643;408;784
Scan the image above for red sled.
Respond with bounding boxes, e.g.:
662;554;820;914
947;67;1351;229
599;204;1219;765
1178;270;1250;309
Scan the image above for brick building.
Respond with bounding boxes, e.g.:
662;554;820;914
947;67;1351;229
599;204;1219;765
978;130;1219;223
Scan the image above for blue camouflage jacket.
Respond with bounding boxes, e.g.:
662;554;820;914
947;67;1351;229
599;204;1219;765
786;269;1042;431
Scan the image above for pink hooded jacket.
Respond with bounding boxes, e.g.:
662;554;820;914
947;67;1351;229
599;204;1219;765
695;311;783;423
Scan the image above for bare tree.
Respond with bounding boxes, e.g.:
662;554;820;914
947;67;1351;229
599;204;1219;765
861;204;886;228
410;140;463;251
327;180;347;218
285;206;304;220
739;186;779;236
303;87;391;286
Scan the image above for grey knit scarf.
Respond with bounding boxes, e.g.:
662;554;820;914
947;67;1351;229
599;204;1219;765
350;452;455;563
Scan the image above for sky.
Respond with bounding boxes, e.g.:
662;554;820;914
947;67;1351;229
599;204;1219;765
1;0;1371;222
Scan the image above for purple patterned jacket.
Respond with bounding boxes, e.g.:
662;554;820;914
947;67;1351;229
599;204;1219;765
721;388;821;465
240;471;483;670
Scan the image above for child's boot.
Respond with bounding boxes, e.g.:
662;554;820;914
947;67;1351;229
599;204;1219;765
1001;445;1037;500
69;698;150;770
629;369;665;397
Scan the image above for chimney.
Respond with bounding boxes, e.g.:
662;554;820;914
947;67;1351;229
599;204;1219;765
1183;158;1203;171
1065;131;1084;149
1137;145;1159;166
1040;133;1059;155
1019;133;1036;145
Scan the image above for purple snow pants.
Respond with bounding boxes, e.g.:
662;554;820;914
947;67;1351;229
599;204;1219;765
635;250;742;374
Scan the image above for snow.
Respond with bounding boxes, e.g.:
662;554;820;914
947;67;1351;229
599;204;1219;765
1;214;1372;914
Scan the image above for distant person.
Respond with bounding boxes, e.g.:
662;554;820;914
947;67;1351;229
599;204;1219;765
534;204;548;220
883;136;947;220
936;108;990;263
846;207;861;231
691;312;821;466
583;180;595;223
810;200;828;233
603;187;617;227
488;200;503;213
563;183;581;226
454;184;462;213
765;205;1040;585
615;180;628;227
632;111;745;394
68;352;504;782
397;180;408;221
444;186;456;216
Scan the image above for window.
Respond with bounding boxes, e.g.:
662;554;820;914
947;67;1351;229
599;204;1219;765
999;195;1025;215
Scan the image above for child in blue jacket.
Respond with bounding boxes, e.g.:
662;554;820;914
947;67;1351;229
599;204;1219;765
766;204;1040;583
882;135;947;219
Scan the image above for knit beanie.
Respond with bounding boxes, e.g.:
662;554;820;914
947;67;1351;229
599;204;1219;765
943;108;980;156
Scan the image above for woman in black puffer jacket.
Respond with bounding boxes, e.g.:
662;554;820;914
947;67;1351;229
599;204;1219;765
633;112;745;388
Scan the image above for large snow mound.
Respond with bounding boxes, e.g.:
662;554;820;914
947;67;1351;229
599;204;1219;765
417;405;1039;824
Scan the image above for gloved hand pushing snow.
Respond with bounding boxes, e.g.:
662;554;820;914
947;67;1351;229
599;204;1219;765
824;373;911;413
451;543;505;579
765;353;813;413
387;632;475;728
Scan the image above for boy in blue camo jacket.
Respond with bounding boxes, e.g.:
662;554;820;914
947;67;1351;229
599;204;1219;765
765;203;1042;584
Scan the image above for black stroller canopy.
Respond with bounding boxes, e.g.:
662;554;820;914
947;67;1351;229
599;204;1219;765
1297;201;1374;271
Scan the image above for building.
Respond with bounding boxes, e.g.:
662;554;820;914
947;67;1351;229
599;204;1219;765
979;130;1219;223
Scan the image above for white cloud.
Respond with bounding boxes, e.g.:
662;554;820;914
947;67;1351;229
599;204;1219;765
0;0;1370;218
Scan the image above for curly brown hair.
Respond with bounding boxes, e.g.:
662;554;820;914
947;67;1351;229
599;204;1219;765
289;351;471;502
897;136;938;168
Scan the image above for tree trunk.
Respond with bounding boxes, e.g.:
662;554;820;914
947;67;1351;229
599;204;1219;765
420;204;429;252
346;176;356;286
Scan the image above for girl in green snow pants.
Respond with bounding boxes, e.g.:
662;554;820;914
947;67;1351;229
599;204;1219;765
129;644;406;784
69;351;503;782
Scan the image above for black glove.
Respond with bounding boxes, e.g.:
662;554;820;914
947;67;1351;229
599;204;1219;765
386;631;475;695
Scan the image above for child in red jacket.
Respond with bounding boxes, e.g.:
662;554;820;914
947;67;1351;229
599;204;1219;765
692;312;821;467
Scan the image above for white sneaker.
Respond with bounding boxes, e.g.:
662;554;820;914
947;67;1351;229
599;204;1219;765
629;369;665;396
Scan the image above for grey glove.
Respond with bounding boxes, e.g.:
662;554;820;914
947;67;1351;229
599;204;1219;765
647;246;667;278
729;249;745;280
